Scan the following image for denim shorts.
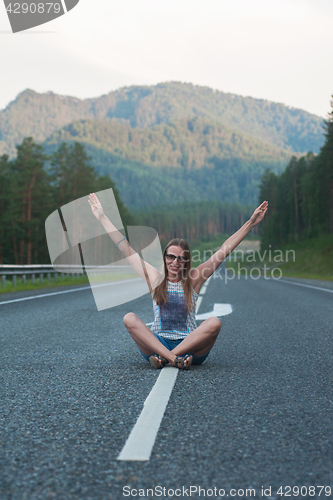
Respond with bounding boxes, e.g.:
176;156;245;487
139;332;210;365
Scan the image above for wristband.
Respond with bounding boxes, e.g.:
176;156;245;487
116;236;127;247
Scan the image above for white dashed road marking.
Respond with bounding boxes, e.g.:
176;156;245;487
196;303;233;320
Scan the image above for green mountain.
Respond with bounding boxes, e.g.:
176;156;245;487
0;82;324;158
1;82;325;209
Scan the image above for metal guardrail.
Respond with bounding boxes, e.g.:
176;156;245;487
0;265;84;288
0;264;132;288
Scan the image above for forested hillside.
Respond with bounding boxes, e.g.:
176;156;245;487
42;116;291;207
42;142;285;209
259;98;333;247
45;117;290;168
0;82;324;157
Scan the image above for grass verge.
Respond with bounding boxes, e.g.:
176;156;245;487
0;275;90;294
0;272;137;294
227;234;333;281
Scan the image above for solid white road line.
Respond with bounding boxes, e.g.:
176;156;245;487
276;278;333;294
117;365;178;461
0;278;142;306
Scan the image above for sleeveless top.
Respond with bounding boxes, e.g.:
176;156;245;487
151;280;198;340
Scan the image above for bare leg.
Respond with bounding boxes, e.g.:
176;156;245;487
123;312;178;365
171;317;221;357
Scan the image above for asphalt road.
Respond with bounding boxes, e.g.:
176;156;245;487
1;273;333;500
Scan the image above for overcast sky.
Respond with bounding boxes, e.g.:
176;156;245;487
0;0;332;117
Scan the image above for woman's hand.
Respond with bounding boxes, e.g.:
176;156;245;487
88;192;105;221
249;200;268;227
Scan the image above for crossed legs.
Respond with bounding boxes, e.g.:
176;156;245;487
123;312;221;367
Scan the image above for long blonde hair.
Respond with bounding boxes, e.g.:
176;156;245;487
152;238;193;312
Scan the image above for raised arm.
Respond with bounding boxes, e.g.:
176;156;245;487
89;192;129;249
88;193;162;290
192;201;268;291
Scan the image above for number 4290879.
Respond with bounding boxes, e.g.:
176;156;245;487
277;485;331;497
6;3;61;14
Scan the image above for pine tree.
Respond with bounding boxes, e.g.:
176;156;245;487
0;155;12;264
50;142;97;205
313;97;333;233
11;138;51;264
67;142;97;200
50;142;70;207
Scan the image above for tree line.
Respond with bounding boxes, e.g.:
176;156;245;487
137;201;257;248
259;98;333;248
0;138;132;265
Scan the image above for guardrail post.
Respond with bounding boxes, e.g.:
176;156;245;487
13;275;17;287
40;273;43;284
54;273;58;281
31;273;35;284
22;274;26;284
1;276;6;288
47;273;51;282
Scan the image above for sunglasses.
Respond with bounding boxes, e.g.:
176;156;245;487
165;253;187;263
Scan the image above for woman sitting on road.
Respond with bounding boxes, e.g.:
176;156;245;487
89;193;268;371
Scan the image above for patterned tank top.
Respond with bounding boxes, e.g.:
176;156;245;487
151;280;198;340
